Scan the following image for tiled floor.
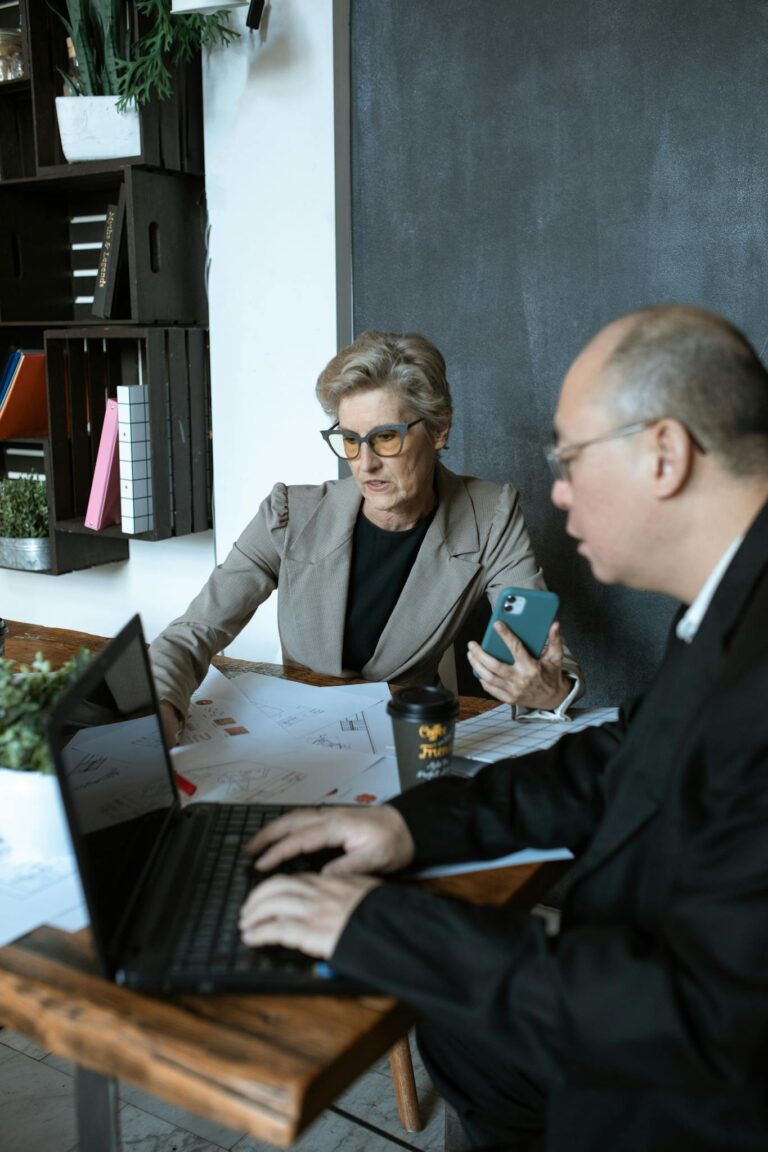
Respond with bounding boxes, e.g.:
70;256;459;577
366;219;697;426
0;1027;445;1152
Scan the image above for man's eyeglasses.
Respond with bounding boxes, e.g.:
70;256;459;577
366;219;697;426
544;418;707;482
321;419;424;461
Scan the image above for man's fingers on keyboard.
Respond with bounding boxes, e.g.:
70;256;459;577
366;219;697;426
245;808;324;855
254;825;342;872
239;872;379;958
240;882;313;928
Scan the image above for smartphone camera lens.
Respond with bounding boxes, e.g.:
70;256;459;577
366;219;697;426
503;595;517;612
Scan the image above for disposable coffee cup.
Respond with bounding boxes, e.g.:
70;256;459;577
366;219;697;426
387;686;459;791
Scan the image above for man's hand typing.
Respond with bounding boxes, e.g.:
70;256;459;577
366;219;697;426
239;872;379;958
245;804;415;876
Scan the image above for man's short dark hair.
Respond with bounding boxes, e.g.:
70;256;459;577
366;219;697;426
602;305;768;475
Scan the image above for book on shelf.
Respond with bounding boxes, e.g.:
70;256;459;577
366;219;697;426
0;350;47;439
117;384;154;534
91;184;127;320
84;399;121;530
0;349;21;406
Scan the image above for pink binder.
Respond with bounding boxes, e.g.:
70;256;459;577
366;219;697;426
84;399;121;530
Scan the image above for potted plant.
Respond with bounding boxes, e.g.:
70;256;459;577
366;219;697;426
0;475;51;572
55;0;141;160
0;647;92;871
54;0;238;162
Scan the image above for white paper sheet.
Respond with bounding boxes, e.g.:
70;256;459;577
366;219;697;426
171;738;382;806
181;668;261;744
322;755;401;806
0;862;87;945
0;769;88;946
225;671;374;741
316;681;390;705
454;705;619;763
302;697;394;757
414;846;573;879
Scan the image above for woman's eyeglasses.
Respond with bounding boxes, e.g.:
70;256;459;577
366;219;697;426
321;419;424;461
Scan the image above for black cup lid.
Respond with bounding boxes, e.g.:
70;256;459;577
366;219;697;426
387;685;459;719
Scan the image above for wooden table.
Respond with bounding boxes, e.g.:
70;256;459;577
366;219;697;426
0;620;567;1149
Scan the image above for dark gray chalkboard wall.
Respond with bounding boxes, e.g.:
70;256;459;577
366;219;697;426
350;0;768;705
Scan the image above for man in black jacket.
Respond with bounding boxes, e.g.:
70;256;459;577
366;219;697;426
239;305;768;1152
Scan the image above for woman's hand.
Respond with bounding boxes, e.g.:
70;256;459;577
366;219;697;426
246;805;415;876
159;700;184;749
467;621;571;710
239;872;379;959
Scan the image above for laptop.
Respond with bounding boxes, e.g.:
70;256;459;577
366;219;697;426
46;615;363;994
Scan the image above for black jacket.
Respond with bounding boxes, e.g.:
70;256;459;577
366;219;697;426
333;502;768;1151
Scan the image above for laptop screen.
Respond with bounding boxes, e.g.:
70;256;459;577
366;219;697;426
48;616;178;972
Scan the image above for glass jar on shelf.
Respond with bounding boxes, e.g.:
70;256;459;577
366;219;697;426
0;29;24;83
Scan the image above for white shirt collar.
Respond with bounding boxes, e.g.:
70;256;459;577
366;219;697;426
675;537;743;643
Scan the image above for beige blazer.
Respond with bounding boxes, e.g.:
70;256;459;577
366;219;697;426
149;464;583;717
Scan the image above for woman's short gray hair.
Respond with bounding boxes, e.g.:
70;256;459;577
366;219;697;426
316;331;453;436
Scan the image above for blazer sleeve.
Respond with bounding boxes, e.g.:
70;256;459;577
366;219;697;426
148;484;289;718
333;684;768;1096
481;484;585;713
390;711;628;866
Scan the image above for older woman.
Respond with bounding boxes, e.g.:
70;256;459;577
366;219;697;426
150;331;583;744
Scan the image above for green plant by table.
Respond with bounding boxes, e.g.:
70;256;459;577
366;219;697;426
0;649;92;772
0;475;48;538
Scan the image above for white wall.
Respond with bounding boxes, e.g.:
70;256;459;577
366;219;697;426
0;534;214;641
1;0;347;659
202;0;350;660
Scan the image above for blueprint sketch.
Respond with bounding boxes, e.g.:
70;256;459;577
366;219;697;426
183;671;396;759
171;737;381;807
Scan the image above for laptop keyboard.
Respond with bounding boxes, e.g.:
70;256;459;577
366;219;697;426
168;803;325;980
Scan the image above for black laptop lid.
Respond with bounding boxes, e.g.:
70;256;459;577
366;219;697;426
47;615;179;975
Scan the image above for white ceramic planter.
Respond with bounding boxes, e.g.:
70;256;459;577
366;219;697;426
55;95;141;163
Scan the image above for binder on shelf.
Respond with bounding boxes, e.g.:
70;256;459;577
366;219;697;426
117;384;154;534
84;399;121;530
0;351;47;439
91;184;127;320
0;349;21;407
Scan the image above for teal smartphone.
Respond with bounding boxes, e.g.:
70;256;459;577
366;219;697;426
478;587;560;667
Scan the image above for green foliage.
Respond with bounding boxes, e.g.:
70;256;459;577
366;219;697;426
0;650;93;773
90;0;123;96
55;0;238;105
54;0;102;94
0;477;49;539
117;0;238;109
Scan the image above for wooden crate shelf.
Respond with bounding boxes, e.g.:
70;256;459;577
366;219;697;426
23;0;203;177
0;0;34;181
0;0;212;574
0;168;208;324
45;326;211;543
0;435;128;573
